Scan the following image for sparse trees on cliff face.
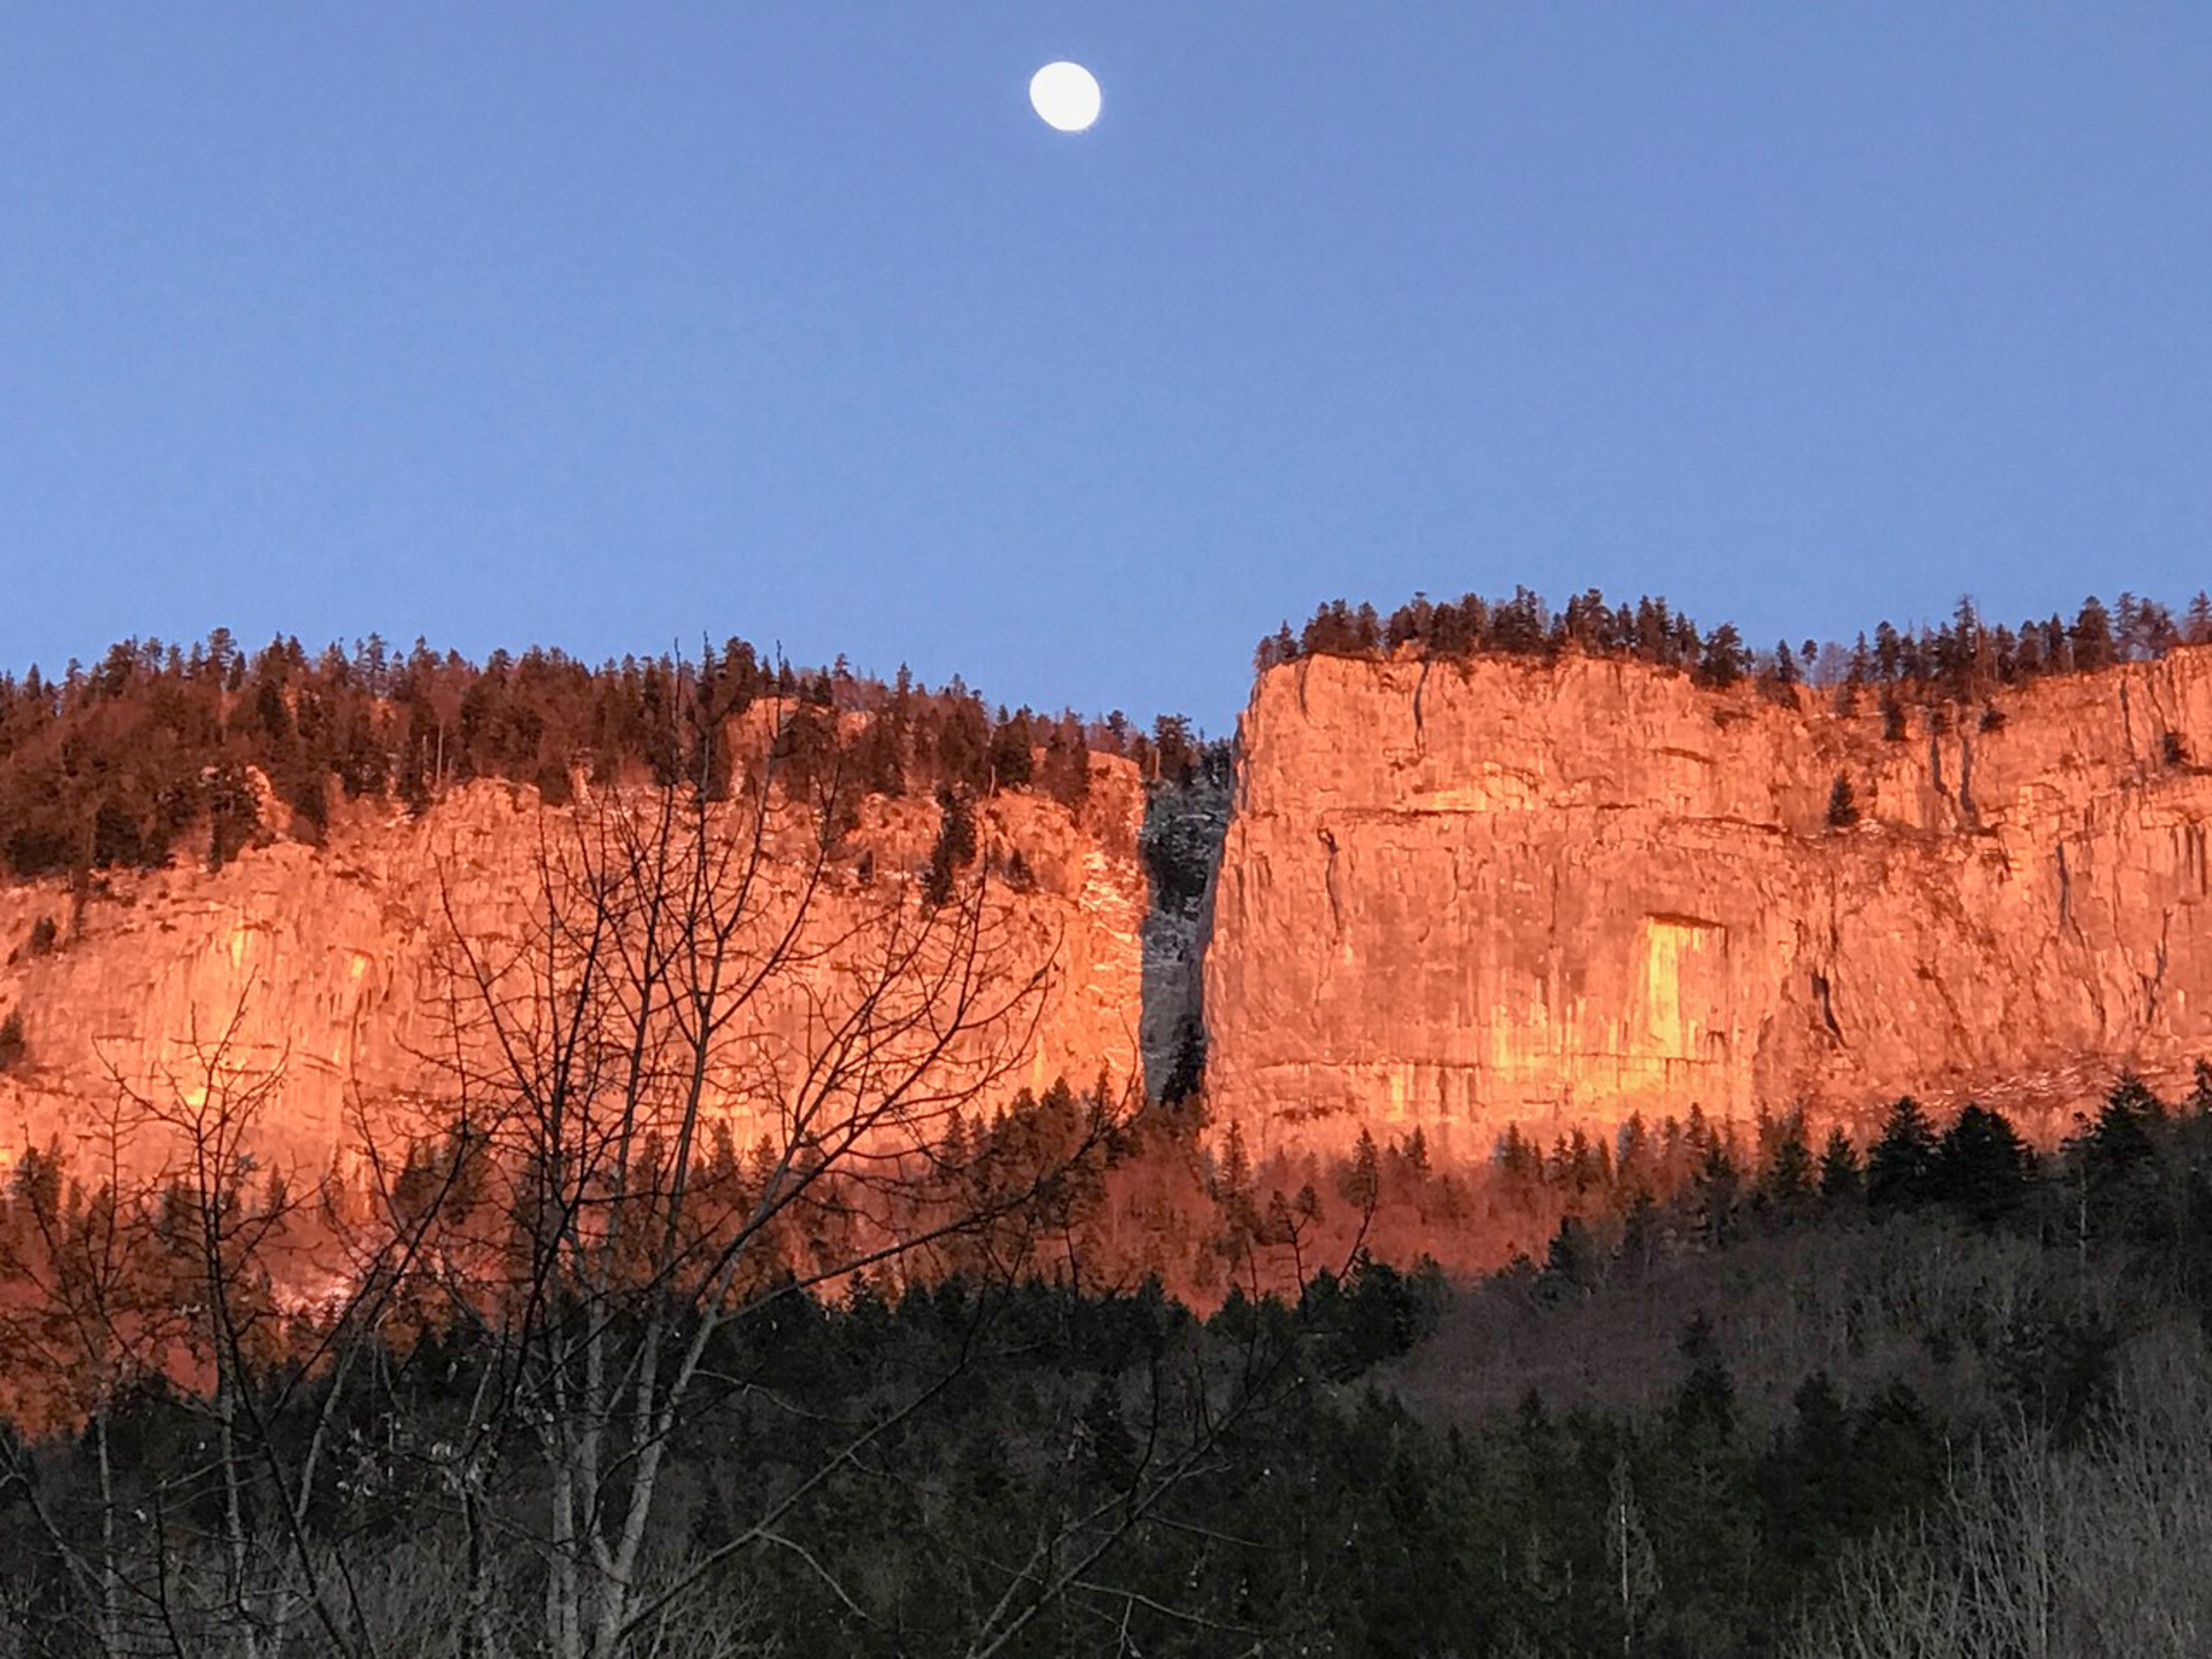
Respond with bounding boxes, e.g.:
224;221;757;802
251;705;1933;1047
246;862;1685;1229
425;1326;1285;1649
0;632;1126;883
1825;774;1861;830
1262;585;2210;733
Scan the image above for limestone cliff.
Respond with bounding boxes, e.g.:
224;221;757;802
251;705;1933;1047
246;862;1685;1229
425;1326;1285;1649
15;641;2212;1181
0;763;1145;1172
1205;649;2212;1157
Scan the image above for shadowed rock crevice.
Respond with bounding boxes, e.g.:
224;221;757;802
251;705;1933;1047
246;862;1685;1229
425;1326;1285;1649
1138;757;1231;1103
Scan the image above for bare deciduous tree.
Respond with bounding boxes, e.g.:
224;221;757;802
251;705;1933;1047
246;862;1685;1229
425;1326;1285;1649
0;695;1280;1658
383;712;1107;1656
1794;1324;2212;1659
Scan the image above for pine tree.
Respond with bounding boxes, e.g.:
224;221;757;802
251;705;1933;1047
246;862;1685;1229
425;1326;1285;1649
1039;720;1091;813
1695;624;1750;689
1672;1313;1736;1442
851;711;905;797
1403;1125;1431;1175
1615;1113;1651;1187
1339;1128;1383;1219
1215;1119;1252;1202
1818;1128;1862;1203
1932;1102;2033;1227
922;786;977;908
1079;1379;1137;1490
1618;1188;1660;1280
1694;1139;1741;1245
2188;1058;2212;1119
1826;773;1860;829
1150;714;1198;786
2070;596;2116;669
1763;1370;1854;1575
986;708;1035;791
2187;591;2212;646
2069;1072;2164;1239
1761;1112;1818;1215
1540;1214;1595;1299
932;696;991;795
1865;1097;1938;1213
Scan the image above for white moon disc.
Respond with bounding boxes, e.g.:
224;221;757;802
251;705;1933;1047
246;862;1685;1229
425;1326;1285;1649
1029;61;1101;133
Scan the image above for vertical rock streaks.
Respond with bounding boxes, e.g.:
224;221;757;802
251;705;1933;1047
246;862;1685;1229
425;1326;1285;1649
1204;649;2212;1153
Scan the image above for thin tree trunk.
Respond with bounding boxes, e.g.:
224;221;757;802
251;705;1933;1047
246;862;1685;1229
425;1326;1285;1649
97;1411;121;1659
220;1383;261;1659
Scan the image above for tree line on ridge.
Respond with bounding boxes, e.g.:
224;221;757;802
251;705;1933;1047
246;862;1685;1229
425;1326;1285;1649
1259;583;2212;707
0;630;1212;883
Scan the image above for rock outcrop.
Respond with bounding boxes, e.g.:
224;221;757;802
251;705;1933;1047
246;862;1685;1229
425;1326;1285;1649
1204;649;2212;1157
17;640;2212;1180
0;765;1146;1173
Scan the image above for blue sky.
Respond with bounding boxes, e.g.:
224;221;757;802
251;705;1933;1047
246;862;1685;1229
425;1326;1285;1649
4;5;2210;732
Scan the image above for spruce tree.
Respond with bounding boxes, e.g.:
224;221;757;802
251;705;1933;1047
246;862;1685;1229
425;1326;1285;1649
987;708;1035;790
2082;1072;2163;1175
2188;1058;2212;1119
1673;1313;1736;1442
1340;1128;1383;1218
1694;1139;1742;1245
1761;1112;1818;1215
1818;1128;1862;1203
1825;773;1860;829
922;786;977;908
2071;595;2116;669
2188;590;2212;645
1542;1215;1594;1298
1932;1102;2033;1227
1866;1097;1938;1213
1695;624;1750;688
2070;1072;2164;1239
1039;721;1091;813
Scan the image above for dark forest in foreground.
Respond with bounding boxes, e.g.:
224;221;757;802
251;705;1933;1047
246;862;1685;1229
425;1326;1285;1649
8;596;2212;1656
3;1068;2210;1657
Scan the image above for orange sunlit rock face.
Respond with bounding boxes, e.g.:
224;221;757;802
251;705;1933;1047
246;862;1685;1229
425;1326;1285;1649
1206;648;2212;1157
0;762;1146;1177
13;647;2212;1190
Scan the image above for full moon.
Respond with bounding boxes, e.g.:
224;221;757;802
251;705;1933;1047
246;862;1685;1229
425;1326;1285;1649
1029;61;1101;133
